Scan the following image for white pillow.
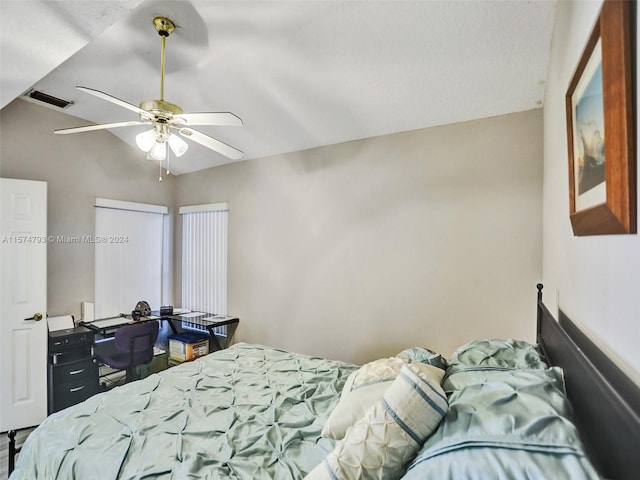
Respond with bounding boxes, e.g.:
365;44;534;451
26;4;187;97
322;357;444;440
306;362;448;480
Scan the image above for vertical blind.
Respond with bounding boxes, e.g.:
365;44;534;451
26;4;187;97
180;203;228;317
95;199;168;319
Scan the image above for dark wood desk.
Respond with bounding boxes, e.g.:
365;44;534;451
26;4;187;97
81;314;173;338
163;312;239;351
80;312;239;352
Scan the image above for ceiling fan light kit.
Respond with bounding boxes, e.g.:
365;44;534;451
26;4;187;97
149;140;168;162
135;129;157;152
167;134;188;157
53;16;243;178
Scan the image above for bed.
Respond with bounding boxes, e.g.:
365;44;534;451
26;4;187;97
9;285;640;479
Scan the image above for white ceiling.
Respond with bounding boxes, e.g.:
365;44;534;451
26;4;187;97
1;0;556;175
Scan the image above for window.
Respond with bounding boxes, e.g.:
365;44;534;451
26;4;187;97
94;198;169;319
180;202;228;322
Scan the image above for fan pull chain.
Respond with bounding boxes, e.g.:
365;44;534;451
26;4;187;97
159;141;165;182
158;140;172;182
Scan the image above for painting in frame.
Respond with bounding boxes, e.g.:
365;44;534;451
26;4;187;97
565;0;635;236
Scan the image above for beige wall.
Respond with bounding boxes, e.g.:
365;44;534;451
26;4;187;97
1;97;543;365
176;109;543;364
0;99;176;320
543;0;640;383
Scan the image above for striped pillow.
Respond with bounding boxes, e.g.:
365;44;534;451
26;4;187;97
322;358;444;440
306;362;448;480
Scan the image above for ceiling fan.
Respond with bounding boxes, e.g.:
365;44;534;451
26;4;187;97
54;16;243;165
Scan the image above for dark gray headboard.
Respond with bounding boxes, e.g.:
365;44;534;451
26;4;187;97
535;284;640;480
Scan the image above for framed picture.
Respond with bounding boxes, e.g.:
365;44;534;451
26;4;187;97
565;0;635;236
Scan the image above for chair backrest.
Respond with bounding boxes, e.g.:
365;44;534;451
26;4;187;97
114;321;159;366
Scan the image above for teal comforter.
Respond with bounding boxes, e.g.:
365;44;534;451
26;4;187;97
11;343;357;480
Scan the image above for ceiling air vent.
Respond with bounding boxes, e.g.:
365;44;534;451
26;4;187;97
21;89;73;109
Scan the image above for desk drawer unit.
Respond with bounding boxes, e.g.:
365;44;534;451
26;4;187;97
52;357;97;382
48;357;99;413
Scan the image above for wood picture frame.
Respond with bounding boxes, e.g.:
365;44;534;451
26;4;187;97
565;0;635;236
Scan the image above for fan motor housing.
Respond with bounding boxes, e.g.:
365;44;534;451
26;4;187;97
140;99;183;116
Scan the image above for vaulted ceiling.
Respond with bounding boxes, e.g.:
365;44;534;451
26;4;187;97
1;0;556;175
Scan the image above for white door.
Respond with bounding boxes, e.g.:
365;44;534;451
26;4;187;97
0;178;48;432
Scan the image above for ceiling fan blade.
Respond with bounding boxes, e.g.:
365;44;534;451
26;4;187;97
173;112;243;127
76;86;152;120
178;127;243;160
54;121;148;135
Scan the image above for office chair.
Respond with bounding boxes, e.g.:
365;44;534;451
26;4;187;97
95;321;159;383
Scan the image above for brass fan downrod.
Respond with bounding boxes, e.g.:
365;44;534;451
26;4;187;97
153;17;175;101
139;17;183;116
